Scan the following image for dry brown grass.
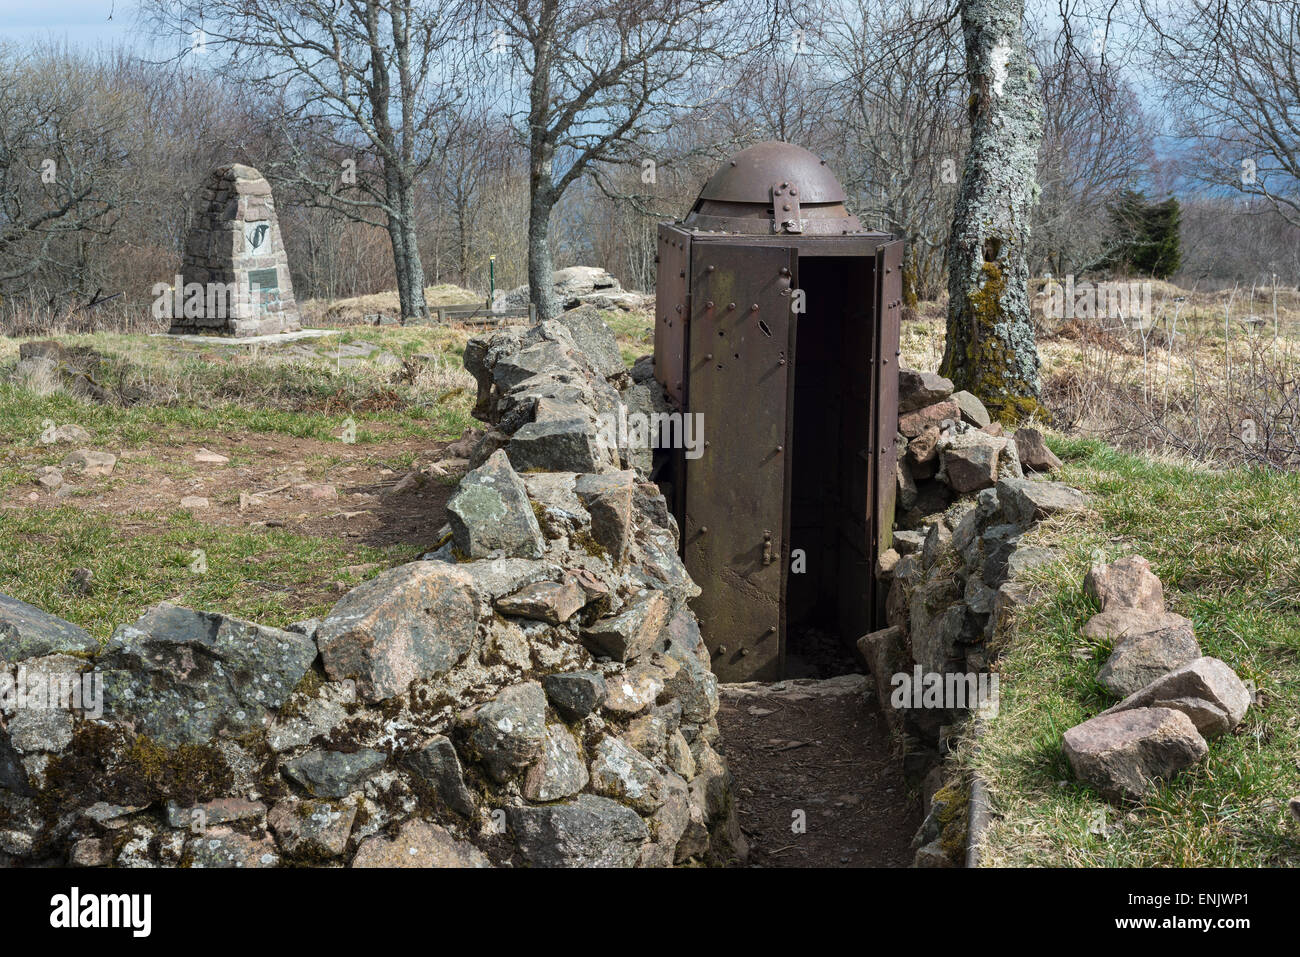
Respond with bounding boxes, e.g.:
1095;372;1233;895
298;283;484;326
903;279;1300;470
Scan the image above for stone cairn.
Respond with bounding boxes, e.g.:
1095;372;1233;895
857;368;1089;866
0;312;741;867
1061;556;1251;802
171;164;302;337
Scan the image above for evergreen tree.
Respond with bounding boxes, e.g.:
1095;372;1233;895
1107;191;1182;278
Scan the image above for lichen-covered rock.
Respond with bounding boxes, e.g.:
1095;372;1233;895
603;659;672;717
665;730;696;780
352;819;490;868
315;562;478;701
165;797;264;829
909;575;967;673
185;828;281;868
623;709;673;760
95;603;317;747
1102;657;1250;738
405;736;477;818
589;736;665;813
0;592;99;662
507;795;649;867
268;680;355;752
447;449;544;559
522;724;588;801
1063;707;1207;801
1002;544;1059;583
455;557;562;608
688;739;731;822
941;430;1004;493
642;771;691;866
494;578;587;624
997;477;1087;525
283;749;387;799
542;670;607;721
60;449;116;477
663;645;719;732
268;799;357;858
465;681;548;783
580;591;668;662
5;709;74;754
575;471;636;562
69;838;111;867
507;416;614;474
550;304;625;379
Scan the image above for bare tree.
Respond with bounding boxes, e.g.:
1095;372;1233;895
141;0;477;320
817;0;967;302
1147;0;1300;229
941;0;1045;419
1030;36;1153;276
478;0;765;321
0;46;129;302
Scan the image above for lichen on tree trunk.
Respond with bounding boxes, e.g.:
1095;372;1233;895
941;0;1045;423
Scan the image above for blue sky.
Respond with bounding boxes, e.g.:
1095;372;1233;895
0;1;136;48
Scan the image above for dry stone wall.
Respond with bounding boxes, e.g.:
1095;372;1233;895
872;368;1255;865
860;366;1089;867
0;310;742;868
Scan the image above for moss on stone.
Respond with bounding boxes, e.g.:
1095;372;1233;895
931;780;970;860
40;723;234;817
569;526;609;561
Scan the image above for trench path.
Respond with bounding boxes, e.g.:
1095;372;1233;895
716;674;920;867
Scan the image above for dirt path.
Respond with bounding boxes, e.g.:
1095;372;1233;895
716;674;921;868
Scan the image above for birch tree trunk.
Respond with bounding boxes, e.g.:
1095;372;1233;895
524;0;559;323
527;183;557;322
940;0;1045;421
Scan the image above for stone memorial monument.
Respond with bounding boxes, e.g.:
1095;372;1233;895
170;163;302;337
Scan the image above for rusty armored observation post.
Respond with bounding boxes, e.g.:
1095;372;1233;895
653;141;903;682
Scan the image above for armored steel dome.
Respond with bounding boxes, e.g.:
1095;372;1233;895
683;141;863;235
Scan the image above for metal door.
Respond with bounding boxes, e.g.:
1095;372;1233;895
654;225;691;408
683;242;796;681
873;239;904;563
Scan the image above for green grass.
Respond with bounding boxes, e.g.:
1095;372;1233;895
0;506;418;642
599;309;653;367
969;438;1300;866
0;325;469;635
0;325;483;496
